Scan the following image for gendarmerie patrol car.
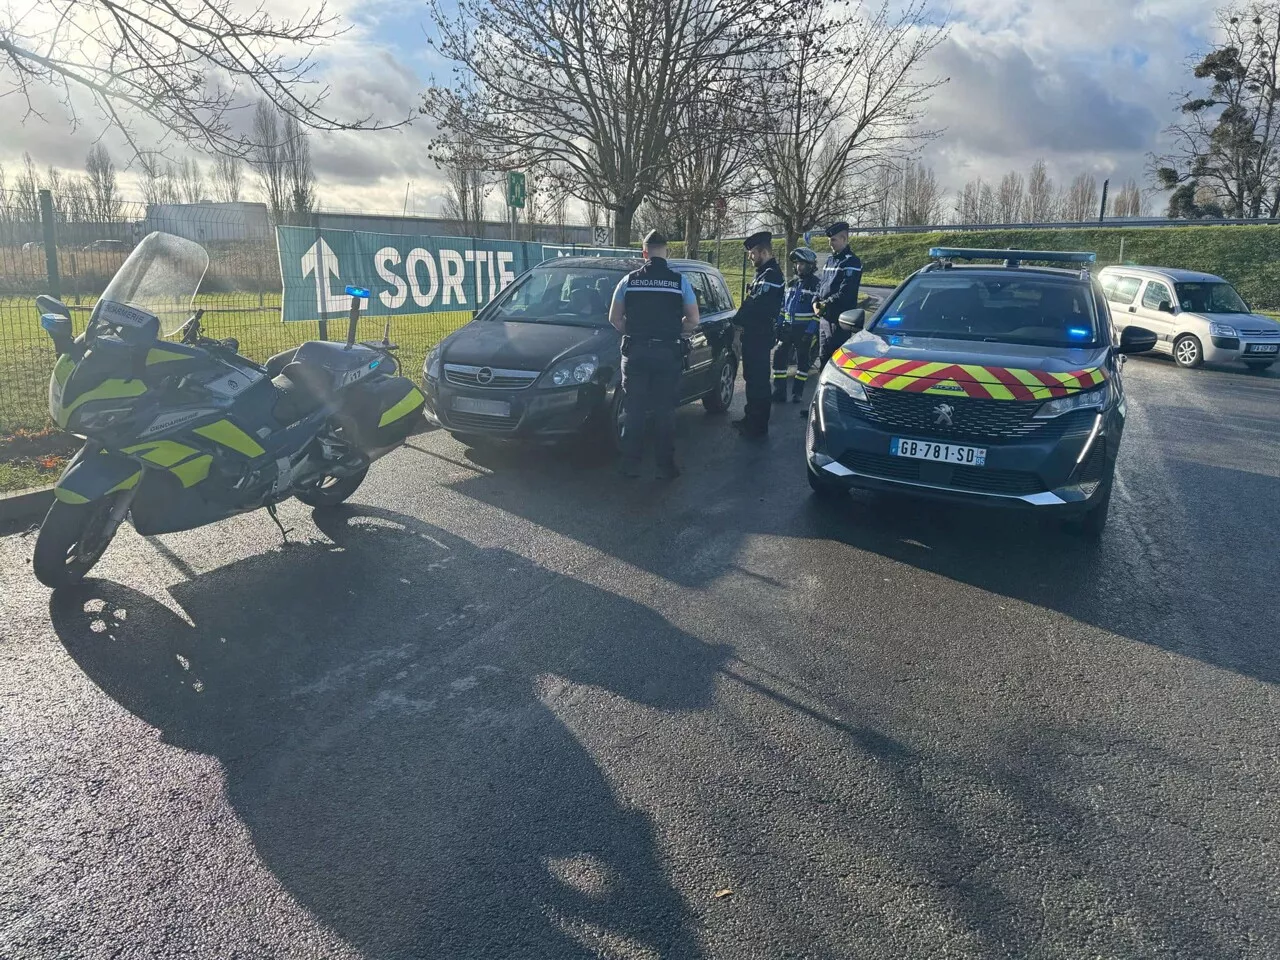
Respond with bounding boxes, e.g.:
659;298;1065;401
805;248;1159;535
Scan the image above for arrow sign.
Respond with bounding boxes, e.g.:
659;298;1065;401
301;237;351;316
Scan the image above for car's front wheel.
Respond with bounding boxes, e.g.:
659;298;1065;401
703;351;737;413
1173;334;1203;369
1065;477;1113;539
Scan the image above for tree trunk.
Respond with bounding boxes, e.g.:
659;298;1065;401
614;202;639;246
684;205;702;261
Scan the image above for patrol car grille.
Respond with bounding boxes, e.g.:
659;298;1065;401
444;364;540;390
841;452;1044;496
842;388;1094;442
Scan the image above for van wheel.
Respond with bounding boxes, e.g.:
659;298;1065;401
1173;335;1203;369
703;351;737;413
295;467;368;508
33;498;117;589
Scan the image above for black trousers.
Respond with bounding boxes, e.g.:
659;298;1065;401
818;318;852;370
620;341;682;466
773;325;816;397
740;325;773;429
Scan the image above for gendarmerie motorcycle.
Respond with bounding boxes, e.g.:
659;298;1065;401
32;232;424;588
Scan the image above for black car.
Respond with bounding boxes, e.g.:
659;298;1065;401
422;257;739;446
805;247;1159;535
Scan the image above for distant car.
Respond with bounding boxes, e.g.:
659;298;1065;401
421;256;739;447
1098;265;1280;372
806;247;1158;536
82;239;129;253
21;241;39;253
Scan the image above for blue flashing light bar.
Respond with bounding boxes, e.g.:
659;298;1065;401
928;247;1097;264
345;285;370;299
1067;327;1091;339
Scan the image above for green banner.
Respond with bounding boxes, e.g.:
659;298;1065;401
275;226;636;321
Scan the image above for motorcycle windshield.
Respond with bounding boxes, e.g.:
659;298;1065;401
95;232;209;336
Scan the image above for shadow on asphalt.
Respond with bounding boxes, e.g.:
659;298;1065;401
48;506;726;959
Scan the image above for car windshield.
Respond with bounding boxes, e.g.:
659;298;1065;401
1174;281;1248;314
488;266;627;327
871;273;1100;347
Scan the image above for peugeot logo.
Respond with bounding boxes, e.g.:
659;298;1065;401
933;402;955;427
476;367;495;385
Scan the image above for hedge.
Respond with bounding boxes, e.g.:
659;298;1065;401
676;225;1280;310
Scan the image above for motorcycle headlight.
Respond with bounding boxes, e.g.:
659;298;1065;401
817;362;868;401
1209;322;1238;338
76;406;134;431
1033;384;1109;419
425;345;441;381
543;354;598;388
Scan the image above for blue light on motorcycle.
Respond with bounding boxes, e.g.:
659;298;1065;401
345;285;370;299
369;360;380;369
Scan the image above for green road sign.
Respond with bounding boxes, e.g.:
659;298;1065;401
507;171;527;209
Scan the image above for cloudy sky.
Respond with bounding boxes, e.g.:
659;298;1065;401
1;0;1216;219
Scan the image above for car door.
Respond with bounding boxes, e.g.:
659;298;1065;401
1133;277;1177;352
1101;274;1143;336
679;271;719;400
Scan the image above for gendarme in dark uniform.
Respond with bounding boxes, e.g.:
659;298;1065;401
815;221;864;369
731;231;785;438
609;230;698;479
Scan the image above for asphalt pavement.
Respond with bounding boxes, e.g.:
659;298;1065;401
3;348;1279;960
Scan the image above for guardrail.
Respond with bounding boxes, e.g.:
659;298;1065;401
849;218;1280;235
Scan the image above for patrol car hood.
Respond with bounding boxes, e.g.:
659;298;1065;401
838;331;1109;398
444;320;616;370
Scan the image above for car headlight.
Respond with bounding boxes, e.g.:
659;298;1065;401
1033;384;1109;419
1209;322;1238;337
543;354;598;388
817;361;868;401
425;345;441;380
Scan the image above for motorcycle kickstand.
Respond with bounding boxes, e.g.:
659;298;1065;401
266;502;292;542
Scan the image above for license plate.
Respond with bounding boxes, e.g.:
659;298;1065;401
452;396;511;417
1246;344;1279;354
891;437;986;466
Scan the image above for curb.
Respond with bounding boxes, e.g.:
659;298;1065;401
0;485;53;525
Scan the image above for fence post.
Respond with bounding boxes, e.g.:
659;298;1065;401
39;189;60;299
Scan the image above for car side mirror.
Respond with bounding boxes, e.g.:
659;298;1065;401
1117;326;1158;354
1158;300;1175;314
838;308;866;332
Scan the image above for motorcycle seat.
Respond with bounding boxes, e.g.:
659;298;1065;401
265;347;298;379
271;362;325;425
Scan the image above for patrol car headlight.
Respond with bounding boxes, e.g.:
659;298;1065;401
817;362;867;401
1209;322;1238;338
425;346;441;381
1033;385;1109;419
544;354;598;388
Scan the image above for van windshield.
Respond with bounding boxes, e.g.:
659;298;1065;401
1174;281;1248;315
871;273;1100;348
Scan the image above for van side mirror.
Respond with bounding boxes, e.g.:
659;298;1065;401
1157;300;1174;314
838;308;866;332
1117;326;1158;354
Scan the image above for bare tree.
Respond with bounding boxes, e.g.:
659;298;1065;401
1026;159;1056;222
210;155;245;203
282;114;317;217
85;144;119;220
438;135;489;233
178;157;205;204
13;153;41;222
978;181;996;224
62;176;93;222
1062;173;1099;221
996;171;1025;223
251;100;289;221
0;0;405;161
760;0;948;252
1111;178;1145;217
897;160;944;226
423;0;802;243
955;177;983;224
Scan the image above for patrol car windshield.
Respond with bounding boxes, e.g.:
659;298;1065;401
1174;281;1248;315
487;266;626;327
872;274;1101;348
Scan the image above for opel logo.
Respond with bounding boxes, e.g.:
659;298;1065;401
476;367;494;385
933;402;955;427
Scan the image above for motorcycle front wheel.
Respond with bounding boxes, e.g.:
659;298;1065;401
294;466;368;508
33;497;119;589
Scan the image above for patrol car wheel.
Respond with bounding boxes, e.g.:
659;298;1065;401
807;463;846;500
1173;335;1203;369
702;352;737;413
1065;477;1113;539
